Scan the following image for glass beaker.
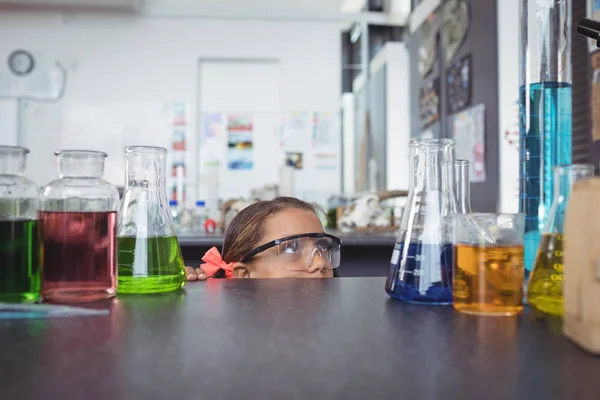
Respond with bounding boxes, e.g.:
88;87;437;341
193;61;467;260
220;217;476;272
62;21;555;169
40;150;120;303
117;146;186;294
453;213;525;316
454;160;472;213
519;0;573;274
527;164;594;316
0;146;41;303
385;139;458;304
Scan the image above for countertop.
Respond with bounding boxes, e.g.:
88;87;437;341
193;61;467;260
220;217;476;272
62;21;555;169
177;230;398;247
1;278;599;399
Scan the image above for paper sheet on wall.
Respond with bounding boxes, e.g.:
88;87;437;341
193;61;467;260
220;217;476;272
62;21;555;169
63;103;171;186
281;111;310;151
312;112;338;148
452;103;486;183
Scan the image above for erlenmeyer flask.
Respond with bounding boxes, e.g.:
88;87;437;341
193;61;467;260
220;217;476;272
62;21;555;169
0;146;40;303
385;139;458;304
117;146;186;294
527;163;594;315
454;160;472;213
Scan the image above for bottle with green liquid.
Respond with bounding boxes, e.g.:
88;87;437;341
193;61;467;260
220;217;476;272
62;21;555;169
117;146;185;294
0;146;40;303
527;164;594;315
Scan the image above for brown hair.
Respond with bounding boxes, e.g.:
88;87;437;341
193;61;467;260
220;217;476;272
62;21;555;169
221;196;320;264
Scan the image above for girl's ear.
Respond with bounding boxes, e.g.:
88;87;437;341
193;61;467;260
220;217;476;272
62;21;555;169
232;262;250;278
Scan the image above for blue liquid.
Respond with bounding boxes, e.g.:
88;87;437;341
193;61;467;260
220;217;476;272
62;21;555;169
519;82;572;274
385;242;453;305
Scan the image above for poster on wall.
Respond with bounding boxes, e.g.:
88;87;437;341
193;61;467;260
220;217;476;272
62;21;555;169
169;102;188;126
441;0;470;64
589;0;600;52
227;114;254;170
420;78;441;129
203;112;224;139
418;13;440;78
446;54;472;114
452;103;486;183
167;101;190;204
591;51;600;141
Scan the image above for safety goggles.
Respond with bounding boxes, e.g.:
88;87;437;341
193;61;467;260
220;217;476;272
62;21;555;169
240;233;342;270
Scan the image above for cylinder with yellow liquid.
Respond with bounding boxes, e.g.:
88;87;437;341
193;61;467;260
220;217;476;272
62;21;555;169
527;164;594;315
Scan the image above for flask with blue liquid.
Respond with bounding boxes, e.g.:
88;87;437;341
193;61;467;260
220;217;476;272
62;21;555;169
519;0;572;275
385;139;459;304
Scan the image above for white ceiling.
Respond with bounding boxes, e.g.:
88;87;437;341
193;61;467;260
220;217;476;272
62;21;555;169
145;0;349;14
0;0;409;25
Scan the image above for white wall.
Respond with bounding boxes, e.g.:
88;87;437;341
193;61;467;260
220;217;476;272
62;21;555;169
497;0;520;213
0;11;342;193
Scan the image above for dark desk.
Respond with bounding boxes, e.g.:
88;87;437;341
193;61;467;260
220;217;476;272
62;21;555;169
1;278;599;399
178;232;397;277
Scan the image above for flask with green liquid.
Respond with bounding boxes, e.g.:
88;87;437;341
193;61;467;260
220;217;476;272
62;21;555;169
527;164;594;315
117;146;185;294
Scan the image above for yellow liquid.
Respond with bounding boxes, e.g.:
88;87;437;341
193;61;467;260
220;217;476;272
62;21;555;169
527;233;564;316
453;244;524;316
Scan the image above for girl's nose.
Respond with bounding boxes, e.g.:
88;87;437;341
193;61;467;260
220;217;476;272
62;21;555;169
307;248;328;273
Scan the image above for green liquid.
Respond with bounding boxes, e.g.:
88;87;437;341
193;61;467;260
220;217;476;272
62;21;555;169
0;219;41;303
117;236;186;294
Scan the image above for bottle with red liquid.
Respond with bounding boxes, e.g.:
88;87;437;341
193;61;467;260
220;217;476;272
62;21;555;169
40;150;119;303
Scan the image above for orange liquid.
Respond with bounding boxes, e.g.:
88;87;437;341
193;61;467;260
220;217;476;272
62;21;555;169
453;244;524;316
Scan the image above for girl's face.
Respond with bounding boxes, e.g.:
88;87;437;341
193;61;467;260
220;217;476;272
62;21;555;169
233;208;335;278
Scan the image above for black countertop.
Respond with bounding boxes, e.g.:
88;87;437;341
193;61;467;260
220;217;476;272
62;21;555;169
177;230;398;247
1;278;599;399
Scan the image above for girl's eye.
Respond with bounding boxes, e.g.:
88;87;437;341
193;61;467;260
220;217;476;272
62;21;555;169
282;239;300;254
316;239;331;251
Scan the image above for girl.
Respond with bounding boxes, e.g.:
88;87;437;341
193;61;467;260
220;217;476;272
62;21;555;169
185;197;341;280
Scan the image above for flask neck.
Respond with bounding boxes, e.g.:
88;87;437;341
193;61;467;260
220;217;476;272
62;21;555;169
412;142;454;192
454;160;472;213
0;146;28;176
56;150;106;179
124;146;167;191
545;164;594;233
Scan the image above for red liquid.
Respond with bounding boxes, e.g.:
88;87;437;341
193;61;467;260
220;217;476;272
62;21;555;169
40;211;117;303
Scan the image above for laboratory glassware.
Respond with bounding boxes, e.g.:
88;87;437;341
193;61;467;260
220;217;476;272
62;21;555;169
519;0;572;274
527;164;594;316
385;139;458;304
192;200;207;233
40;150;120;303
453;213;525;316
0;146;40;303
454;160;471;213
117;146;186;294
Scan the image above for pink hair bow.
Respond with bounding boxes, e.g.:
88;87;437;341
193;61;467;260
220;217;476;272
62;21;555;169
201;246;234;278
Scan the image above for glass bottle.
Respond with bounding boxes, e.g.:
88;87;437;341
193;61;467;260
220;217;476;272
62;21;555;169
0;146;41;303
454;160;472;213
117;146;186;294
385;139;458;304
40;150;120;303
519;0;572;274
527;163;594;316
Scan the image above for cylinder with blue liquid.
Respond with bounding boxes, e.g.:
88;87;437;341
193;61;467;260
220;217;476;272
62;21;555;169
519;0;572;275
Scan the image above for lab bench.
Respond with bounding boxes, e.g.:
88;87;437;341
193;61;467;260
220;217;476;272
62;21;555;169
177;231;397;277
